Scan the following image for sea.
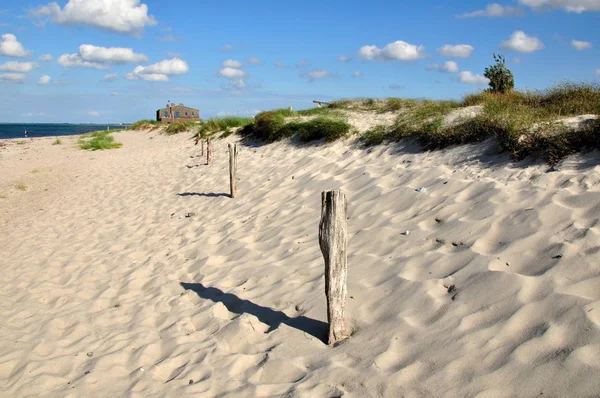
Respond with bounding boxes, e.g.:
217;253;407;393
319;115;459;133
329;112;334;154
0;123;129;140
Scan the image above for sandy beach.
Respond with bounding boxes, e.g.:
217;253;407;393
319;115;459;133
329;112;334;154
1;129;600;397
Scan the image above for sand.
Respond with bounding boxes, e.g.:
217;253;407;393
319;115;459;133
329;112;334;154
1;130;600;397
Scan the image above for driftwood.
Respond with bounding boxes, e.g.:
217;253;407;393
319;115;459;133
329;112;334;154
206;138;212;165
313;100;331;108
228;143;238;198
319;190;350;345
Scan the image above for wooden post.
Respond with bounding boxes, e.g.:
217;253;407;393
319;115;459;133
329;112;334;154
228;143;237;198
319;190;350;345
206;138;212;165
201;139;204;156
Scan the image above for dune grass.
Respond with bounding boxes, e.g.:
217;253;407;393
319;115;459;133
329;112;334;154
79;131;122;150
52;138;61;145
195;116;254;140
129;120;160;130
15;183;26;191
165;121;196;135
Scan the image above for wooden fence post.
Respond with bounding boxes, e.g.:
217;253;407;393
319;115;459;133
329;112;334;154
228;143;237;198
319;190;350;345
201;139;204;156
206;138;212;165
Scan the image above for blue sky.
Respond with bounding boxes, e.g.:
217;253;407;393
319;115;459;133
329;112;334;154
0;0;599;123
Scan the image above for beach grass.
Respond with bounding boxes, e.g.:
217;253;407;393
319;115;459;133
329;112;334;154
129;120;160;130
165;121;195;135
30;169;40;174
79;131;122;150
52;138;61;145
15;183;26;191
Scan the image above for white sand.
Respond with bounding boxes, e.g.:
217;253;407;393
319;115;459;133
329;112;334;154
1;130;600;397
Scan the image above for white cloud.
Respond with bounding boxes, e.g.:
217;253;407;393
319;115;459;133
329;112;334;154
296;59;309;67
274;61;288;68
338;55;351;62
125;58;189;81
459;3;525;17
595;69;600;75
37;75;51;85
0;61;37;73
38;54;53;61
428;60;460;73
571;39;592;50
437;44;474;58
304;69;332;81
358;40;425;61
88;110;100;116
0;73;27;83
219;67;246;78
500;30;545;52
58;53;106;69
31;0;157;35
247;57;260;65
58;44;148;69
103;73;118;81
222;59;242;68
221;44;233;51
230;78;245;89
519;0;600;13
0;33;32;58
352;71;362;77
458;71;490;84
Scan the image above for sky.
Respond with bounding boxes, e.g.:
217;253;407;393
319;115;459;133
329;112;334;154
0;0;599;123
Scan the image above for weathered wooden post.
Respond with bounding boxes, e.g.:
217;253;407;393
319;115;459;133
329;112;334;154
206;138;212;165
228;143;238;198
319;190;350;345
201;139;204;156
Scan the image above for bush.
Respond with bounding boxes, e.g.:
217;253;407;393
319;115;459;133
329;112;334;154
362;125;390;146
252;111;286;141
297;117;351;142
165;121;195;135
484;54;514;94
129;120;160;130
79;132;122;150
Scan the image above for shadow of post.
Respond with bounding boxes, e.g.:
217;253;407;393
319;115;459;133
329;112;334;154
176;193;229;198
180;282;327;343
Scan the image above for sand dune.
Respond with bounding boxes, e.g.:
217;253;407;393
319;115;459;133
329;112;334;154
1;130;600;397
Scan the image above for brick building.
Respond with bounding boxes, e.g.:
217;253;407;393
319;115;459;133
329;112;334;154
156;103;200;123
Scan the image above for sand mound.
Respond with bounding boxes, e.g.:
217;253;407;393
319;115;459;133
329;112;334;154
1;130;600;396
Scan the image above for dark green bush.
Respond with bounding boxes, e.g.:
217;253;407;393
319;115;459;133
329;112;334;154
484;54;514;94
297;118;350;142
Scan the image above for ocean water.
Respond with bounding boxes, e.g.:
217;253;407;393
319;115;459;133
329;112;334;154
0;123;129;140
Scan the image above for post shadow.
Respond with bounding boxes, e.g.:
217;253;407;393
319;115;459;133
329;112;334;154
180;282;328;343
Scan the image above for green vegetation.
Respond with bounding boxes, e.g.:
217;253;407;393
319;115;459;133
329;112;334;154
16;140;26;145
129;119;160;130
195;116;254;140
79;131;122;150
484;54;514;94
15;183;26;191
165;121;195;135
30;169;41;174
52;138;61;145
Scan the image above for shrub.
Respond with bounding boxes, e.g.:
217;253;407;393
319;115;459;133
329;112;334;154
129;120;160;130
252;111;286;141
484;54;514;94
362;125;390;146
297;117;350;142
79;132;122;150
165;121;195;135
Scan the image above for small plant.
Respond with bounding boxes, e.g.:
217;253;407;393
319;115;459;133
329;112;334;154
484;54;514;94
362;125;390;146
252;111;287;141
79;131;122;150
15;183;26;191
16;140;26;145
297;117;351;142
52;138;61;145
30;169;41;174
129;120;160;130
165;121;195;135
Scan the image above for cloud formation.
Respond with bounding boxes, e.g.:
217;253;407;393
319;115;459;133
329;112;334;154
246;57;260;65
58;44;148;69
427;61;460;73
352;71;362;78
37;75;51;85
459;3;525;17
31;0;157;35
223;59;242;68
0;34;32;58
358;40;425;61
103;73;119;81
500;30;545;52
437;44;474;58
0;61;37;73
519;0;600;13
0;73;27;83
458;71;489;84
303;69;332;81
338;55;351;62
39;54;53;61
571;39;592;50
126;58;189;81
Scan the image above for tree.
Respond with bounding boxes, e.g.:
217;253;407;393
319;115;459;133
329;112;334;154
484;54;514;94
